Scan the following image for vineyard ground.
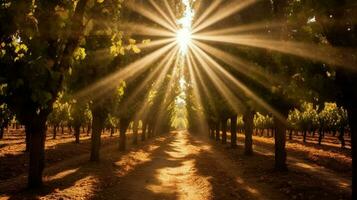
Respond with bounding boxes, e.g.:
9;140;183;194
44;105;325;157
0;130;352;200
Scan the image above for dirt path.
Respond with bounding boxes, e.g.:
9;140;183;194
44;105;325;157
95;131;286;200
1;131;351;200
1;132;284;200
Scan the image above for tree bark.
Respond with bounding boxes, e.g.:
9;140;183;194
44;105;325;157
119;118;130;151
0;126;4;139
110;127;114;137
274;116;287;171
141;121;147;141
90;107;106;162
132;120;139;145
87;124;91;136
148;123;153;138
303;130;307;143
338;126;345;148
243;110;254;155
215;122;220;141
74;124;80;144
347;106;356;198
26;116;47;188
25;126;31;152
318;127;323;145
230;115;238;148
52;125;57;139
289;129;293;140
221;118;227;144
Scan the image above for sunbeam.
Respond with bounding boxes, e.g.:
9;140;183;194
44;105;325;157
75;42;176;100
149;0;178;30
197;21;282;36
187;51;218;115
121;47;179;111
121;22;175;37
193;40;278;88
190;44;244;113
191;43;287;123
126;1;176;32
192;0;258;33
193;34;357;70
193;0;223;30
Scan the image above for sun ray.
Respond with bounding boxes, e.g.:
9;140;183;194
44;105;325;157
121;22;175;37
191;43;287;123
190;44;244;113
136;38;176;50
149;0;178;30
151;52;182;132
164;0;178;29
192;40;278;88
121;47;178;110
75;42;176;100
192;0;223;30
187;51;218;115
197;21;282;36
126;1;176;32
185;52;210;132
192;0;258;34
134;48;181;124
193;34;357;70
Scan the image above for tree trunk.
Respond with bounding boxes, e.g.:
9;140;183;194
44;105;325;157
289;129;293;140
209;128;214;139
215;122;220;141
110;127;114;137
230;115;237;148
338;126;345;148
243;110;254;155
90;107;106;162
141;121;147;141
221;118;227;144
61;125;64;134
74;124;80;144
132;120;139;145
147;123;153;138
53;125;57;139
318;127;323;145
0;126;4;139
303;130;307;143
333;130;337;137
274;117;287;171
347;106;356;199
26;116;47;188
87;124;91;136
119;118;130;151
25;126;31;152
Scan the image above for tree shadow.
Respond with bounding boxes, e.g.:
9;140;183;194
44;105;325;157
204;132;351;200
0;134;118;181
3;133;184;200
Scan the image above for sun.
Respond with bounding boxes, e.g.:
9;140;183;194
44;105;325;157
176;27;192;54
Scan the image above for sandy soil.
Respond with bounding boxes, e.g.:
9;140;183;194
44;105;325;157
0;131;352;200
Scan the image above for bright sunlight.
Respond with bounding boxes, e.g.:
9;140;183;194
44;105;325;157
176;0;194;54
176;28;192;54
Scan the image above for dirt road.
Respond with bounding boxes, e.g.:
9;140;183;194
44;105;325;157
1;131;351;200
